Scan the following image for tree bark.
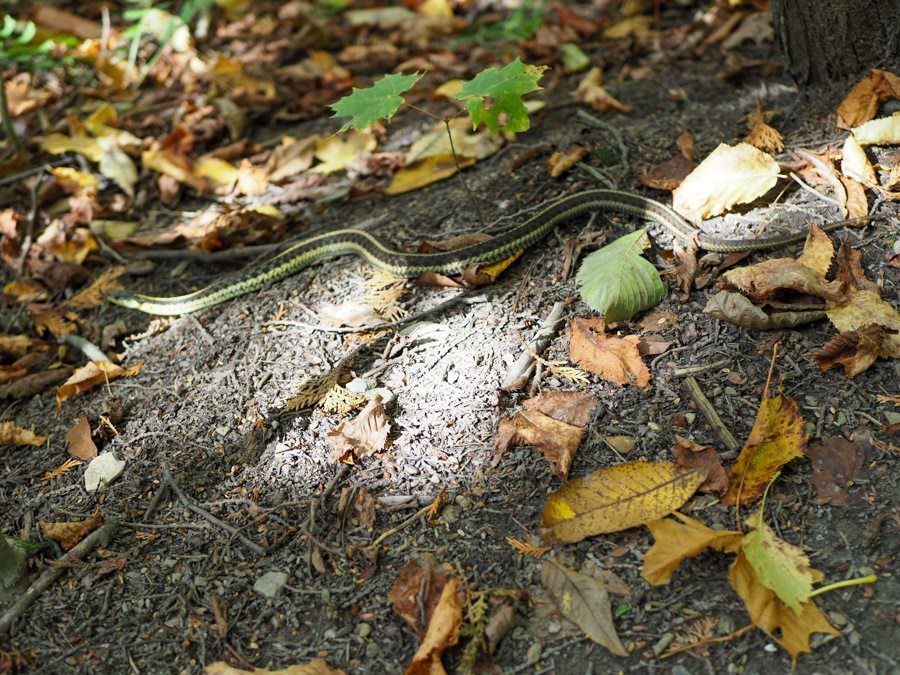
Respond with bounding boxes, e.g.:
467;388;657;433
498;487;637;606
771;0;900;85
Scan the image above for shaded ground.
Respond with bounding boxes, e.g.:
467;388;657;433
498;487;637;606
2;8;899;675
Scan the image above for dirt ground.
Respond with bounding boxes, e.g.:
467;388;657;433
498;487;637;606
2;12;899;675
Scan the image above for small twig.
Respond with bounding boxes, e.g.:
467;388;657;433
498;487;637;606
367;503;432;551
682;375;740;453
788;172;843;210
0;521;119;634
575;109;630;174
501;301;567;391
15;169;44;275
659;623;755;659
162;467;265;556
671;359;732;376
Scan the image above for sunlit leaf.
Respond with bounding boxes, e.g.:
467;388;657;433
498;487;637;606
329;72;423;133
642;512;742;585
453;58;547;134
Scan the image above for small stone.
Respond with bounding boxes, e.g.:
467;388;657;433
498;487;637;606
828;611;848;627
216;426;229;437
365;641;380;658
547;621;561;634
253;571;288;599
345;377;371;394
369;387;395;405
652;633;675;656
84;452;126;492
525;641;542;664
357;622;372;638
454;495;470;509
323;628;337;640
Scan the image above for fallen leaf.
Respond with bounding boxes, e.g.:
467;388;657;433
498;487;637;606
805;437;866;506
327;394;390;462
638;133;694;190
723;392;806;506
56;361;144;406
795;224;834;277
390;554;457;639
386;154;476;195
404;576;461;675
265;135;319;182
642;512;742;585
671;436;727;493
547;144;590;178
852;114;900;146
541;461;706;544
205;659;346;675
744;102;783;153
672;143;779;221
541;559;627;656
569;317;650;388
728;550;837;666
0;421;47;447
39;510;104;551
493;390;598;478
836;69;900;129
812;324;888;378
65;415;98;461
840;134;876;186
825;291;900;361
318;301;383;327
722;258;839;302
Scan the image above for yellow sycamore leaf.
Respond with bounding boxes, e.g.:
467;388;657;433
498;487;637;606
728;550;838;667
0;421;47;447
742;507;823;614
672;143;780;221
723;392;806;506
541;461;706;544
642;512;742;585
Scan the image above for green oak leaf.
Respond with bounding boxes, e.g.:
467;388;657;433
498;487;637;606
576;229;667;322
329;72;423;133
453;58;547;134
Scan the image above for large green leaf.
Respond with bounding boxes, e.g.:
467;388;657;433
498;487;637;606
329;72;423;133
453;58;546;134
576;229;666;322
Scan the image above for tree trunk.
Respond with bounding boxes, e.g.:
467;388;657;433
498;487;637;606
771;0;900;85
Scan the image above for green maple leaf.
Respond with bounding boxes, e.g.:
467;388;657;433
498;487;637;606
454;58;547;134
329;72;423;133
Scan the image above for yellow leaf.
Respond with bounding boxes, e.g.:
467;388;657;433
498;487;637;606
642;512;742;585
52;167;100;194
404;576;461;675
795;224;835;277
576;67;634;114
672;143;779;221
42;133;102;162
852;113;900;145
602;15;653;39
312;130;377;174
56;360;144;406
386;154;475;195
0;421;47;447
723;392;806;506
826;288;900;359
742;508;823;613
541;461;706;544
840;134;877;186
405;119;501;164
728;550;838;666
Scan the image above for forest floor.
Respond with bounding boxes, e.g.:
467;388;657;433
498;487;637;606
1;3;899;675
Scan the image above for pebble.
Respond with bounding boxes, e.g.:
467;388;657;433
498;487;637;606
357;622;372;638
652;632;674;655
365;642;380;658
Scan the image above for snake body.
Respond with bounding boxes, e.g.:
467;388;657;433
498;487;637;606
108;189;843;315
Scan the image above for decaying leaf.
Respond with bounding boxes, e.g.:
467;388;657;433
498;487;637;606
836;68;900;129
825;288;900;361
812;324;889;378
569;317;650;388
67;266;125;309
0;421;47;447
541;559;627;656
493;390;597;478
39;510;105;551
541;461;706;544
547;144;590;178
642;512;742;586
672;143;779;221
723;391;806;506
805;437;866;506
638;132;695;191
65;415;98;461
852;114;900;146
390;554;458;639
744;102;784;153
326;393;390;462
576;67;634;114
671;435;727;493
704;290;825;330
56;360;144;406
205;659;346;675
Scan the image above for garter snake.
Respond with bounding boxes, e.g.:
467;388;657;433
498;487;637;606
108;188;852;315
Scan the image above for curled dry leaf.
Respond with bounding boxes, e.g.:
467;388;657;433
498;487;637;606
638;132;695;191
723;392;806;506
840;134;877;186
704;290;825;330
812;324;889;378
547;144;590;178
541;559;627;657
405;576;461;675
642;512;742;586
722;258;841;303
39;510;105;551
576;67;634;114
56;361;143;406
672;143;779;221
569;317;650;389
795;223;835;277
541;461;706;544
493;390;598;479
326;393;390;462
836;68;900;129
390;554;457;639
671;435;727;493
744;102;784;153
805;437;866;506
205;659;346;675
852;114;900;146
0;420;47;447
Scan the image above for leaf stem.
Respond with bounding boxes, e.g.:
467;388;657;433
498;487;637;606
0;75;22;151
808;575;878;598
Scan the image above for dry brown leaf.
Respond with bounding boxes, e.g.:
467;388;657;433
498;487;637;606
722;258;840;302
672;143;779;221
836;69;900;129
642;512;742;586
390;555;458;639
805;437;866;506
42;457;82;483
56;360;144;406
404;576;462;675
812;324;889;378
506;537;550;558
541;461;706;544
31;310;78;339
65;415;98;461
852;114;900;146
728;550;838;666
39;510;104;551
264;135;319;183
576;68;634;114
326;394;390;462
744;102;784;153
838;175;869;219
638;132;695;190
493;390;598;478
0;334;47;358
67;266;125;309
0;420;47;447
205;659;346;675
541;559;627;656
0;367;74;399
704;290;826;330
795;224;834;277
671;435;727;493
547;144;590;178
723;392;806;506
568;317;650;388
